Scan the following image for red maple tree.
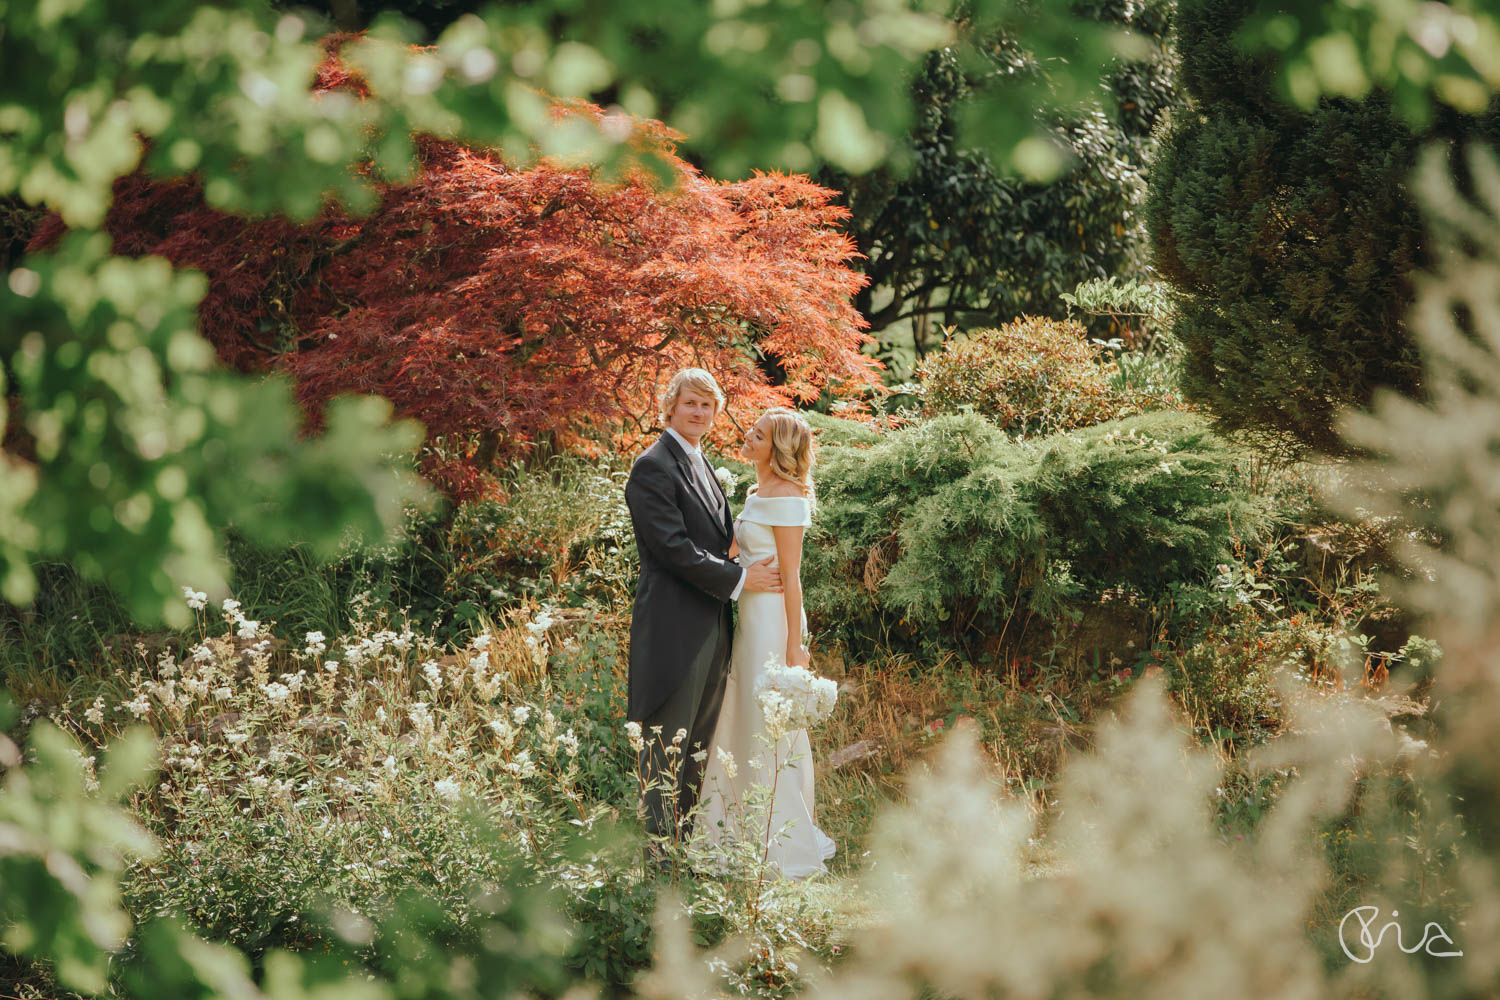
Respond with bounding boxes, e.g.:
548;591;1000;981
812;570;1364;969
29;37;883;499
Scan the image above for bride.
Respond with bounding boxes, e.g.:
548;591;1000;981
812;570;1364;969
695;406;836;880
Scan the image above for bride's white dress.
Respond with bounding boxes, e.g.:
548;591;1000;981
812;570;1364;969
695;490;836;879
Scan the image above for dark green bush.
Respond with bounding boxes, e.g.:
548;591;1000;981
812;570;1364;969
1146;0;1500;450
805;410;1267;655
1027;411;1267;596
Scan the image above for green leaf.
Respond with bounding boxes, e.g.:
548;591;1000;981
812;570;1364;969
97;726;159;800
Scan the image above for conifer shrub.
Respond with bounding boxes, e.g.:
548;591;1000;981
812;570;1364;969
805;415;1012;646
1026;411;1268;597
804;411;1265;653
803;411;885;449
915;317;1146;436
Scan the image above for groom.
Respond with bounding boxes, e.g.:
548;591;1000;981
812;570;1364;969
624;368;781;855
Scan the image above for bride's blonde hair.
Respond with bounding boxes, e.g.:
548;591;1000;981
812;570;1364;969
762;407;816;508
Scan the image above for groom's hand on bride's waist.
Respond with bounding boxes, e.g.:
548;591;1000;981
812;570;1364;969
743;556;782;594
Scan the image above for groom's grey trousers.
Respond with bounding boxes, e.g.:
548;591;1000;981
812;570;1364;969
638;602;732;842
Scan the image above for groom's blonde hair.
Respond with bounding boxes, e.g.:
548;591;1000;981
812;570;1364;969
659;368;725;425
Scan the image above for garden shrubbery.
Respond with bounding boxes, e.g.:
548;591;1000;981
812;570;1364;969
211;456;638;651
804;410;1268;655
915;316;1154;436
28;599;841;997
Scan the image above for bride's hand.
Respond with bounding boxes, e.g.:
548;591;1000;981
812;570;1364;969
786;644;811;668
728;538;739;559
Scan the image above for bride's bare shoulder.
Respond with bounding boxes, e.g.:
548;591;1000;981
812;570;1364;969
757;479;806;499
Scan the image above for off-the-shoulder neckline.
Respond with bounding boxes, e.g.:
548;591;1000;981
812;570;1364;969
747;484;808;500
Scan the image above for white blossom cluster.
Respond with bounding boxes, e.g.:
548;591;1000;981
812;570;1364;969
467;633;507;699
334;627;419;669
754;657;839;739
523;606;557;663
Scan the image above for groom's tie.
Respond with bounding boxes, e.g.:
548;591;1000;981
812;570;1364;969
693;451;722;515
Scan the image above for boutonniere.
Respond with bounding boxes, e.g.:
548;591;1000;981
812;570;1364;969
714;465;737;494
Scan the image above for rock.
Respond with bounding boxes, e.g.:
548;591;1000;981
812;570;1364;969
828;739;880;771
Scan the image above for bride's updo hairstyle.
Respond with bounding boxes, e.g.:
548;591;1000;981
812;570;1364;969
762;406;816;507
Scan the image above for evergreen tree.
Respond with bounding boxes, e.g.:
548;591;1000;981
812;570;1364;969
1146;0;1500;451
819;0;1180;370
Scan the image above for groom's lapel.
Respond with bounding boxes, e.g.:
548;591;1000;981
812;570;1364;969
659;432;728;539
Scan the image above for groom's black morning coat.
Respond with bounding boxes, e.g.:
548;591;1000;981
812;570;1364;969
624;431;740;722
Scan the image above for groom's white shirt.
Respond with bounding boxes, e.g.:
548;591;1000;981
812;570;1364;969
665;426;747;601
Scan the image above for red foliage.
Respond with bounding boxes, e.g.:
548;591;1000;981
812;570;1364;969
28;37;883;499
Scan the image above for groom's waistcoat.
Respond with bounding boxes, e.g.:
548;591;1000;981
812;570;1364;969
623;432;740;721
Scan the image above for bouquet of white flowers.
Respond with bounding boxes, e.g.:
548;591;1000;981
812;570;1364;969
754;656;839;739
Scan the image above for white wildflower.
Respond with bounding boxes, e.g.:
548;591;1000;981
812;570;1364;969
525;609;556;636
690;748;707;763
421;660;443;691
84;697;104;726
262;682;291;705
470;633;492;652
672;727;687;745
383;755;397;777
556;728;580;756
304;631;327;656
212;686;232;701
625;721;644;752
434;777;462;803
236;619;260;640
225;730;251;747
248;775;269;790
183;586;208;610
488;717;515;744
512;705;531;726
717;746;738;780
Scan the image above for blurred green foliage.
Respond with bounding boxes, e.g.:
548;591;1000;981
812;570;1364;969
1237;0;1500;125
2;233;432;627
